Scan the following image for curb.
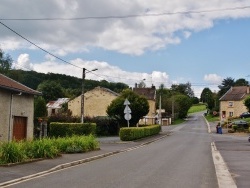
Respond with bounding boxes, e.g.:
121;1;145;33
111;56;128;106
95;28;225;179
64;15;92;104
203;114;211;133
0;134;168;187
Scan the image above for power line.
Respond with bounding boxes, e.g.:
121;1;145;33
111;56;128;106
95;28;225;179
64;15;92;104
0;5;249;21
0;21;82;69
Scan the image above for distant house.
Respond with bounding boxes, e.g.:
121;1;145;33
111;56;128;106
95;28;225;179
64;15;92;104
68;86;119;117
133;85;156;124
46;98;70;116
219;86;250;120
0;74;41;142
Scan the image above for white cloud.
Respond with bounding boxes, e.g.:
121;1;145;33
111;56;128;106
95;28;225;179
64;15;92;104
15;54;34;70
33;58;170;89
204;73;223;84
1;0;250;55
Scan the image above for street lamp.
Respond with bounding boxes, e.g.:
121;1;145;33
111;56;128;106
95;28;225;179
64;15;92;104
81;68;98;123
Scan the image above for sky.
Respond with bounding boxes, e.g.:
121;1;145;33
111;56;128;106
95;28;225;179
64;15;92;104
1;0;250;97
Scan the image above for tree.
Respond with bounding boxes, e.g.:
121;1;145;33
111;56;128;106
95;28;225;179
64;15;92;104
172;94;192;119
37;80;64;102
244;96;250;112
107;89;149;126
0;49;12;74
34;96;47;118
235;78;249;86
200;88;215;110
218;77;235;98
171;82;194;97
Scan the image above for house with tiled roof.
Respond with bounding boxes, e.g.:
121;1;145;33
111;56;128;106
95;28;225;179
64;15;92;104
219;86;250;120
0;73;41;142
68;86;119;117
133;85;156;125
46;98;70;116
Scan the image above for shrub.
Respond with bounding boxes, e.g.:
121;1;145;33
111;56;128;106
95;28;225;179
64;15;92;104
0;141;26;164
232;125;238;132
0;135;99;164
49;122;96;137
119;125;160;141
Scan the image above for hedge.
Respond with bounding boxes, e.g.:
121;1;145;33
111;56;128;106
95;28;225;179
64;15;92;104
119;125;161;141
49;122;96;137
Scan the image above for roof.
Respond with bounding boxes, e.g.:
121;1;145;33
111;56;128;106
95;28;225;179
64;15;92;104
133;87;156;100
219;86;249;101
0;73;41;95
47;98;70;108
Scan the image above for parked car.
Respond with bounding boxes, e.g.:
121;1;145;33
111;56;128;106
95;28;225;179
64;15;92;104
240;112;250;118
232;120;249;129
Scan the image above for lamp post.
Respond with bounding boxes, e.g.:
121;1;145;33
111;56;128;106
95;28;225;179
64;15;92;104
81;68;98;123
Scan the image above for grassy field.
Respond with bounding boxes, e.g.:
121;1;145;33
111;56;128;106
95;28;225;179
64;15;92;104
188;104;207;114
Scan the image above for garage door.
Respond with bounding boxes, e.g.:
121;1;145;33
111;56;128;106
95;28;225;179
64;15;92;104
13;116;27;141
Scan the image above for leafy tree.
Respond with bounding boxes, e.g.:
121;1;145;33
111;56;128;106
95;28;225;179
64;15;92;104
37;80;64;102
0;49;12;74
191;97;199;104
218;77;235;98
34;96;47;118
200;88;215;110
107;89;149;126
171;82;194;97
235;78;249;86
244;96;250;112
173;94;192;118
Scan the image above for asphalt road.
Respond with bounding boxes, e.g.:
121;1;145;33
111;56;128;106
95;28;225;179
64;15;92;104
8;113;218;188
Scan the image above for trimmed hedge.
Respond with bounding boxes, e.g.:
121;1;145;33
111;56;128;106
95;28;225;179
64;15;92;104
119;125;161;141
49;122;96;137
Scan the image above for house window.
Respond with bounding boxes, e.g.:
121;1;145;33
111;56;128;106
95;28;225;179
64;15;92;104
228;101;233;107
229;112;233;117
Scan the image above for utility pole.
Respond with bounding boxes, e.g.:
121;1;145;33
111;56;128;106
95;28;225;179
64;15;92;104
81;68;86;123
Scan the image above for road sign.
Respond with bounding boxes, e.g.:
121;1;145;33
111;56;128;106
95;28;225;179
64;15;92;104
124;98;131;127
124;113;131;121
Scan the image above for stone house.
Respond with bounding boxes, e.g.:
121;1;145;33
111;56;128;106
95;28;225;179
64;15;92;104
0;74;41;142
68;86;119;117
219;86;250;120
47;98;70;116
133;85;156;125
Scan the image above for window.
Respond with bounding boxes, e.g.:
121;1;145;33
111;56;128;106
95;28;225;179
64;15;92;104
229;112;233;117
228;101;233;107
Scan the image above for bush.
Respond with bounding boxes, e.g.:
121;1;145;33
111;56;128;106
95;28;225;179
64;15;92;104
119;125;161;141
49;122;96;137
0;135;99;164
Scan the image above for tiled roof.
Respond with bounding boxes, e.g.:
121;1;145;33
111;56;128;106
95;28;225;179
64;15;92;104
133;87;156;100
219;86;249;101
47;98;70;108
0;73;41;95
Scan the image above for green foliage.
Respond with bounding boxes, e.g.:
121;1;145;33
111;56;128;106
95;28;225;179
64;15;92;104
200;87;215;110
0;135;99;164
49;122;96;137
37;80;64;102
119;125;161;141
0;49;12;74
244;96;250;112
34;96;47;118
173;94;192;118
107;89;149;127
192;97;199;104
0;141;26;164
171;82;194;97
188;104;207;114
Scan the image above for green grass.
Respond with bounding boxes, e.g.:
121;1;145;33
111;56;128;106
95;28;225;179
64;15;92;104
188;104;207;114
172;118;185;125
204;114;220;122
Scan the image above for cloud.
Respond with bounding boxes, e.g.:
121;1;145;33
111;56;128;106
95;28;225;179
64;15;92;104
1;0;250;55
33;58;170;89
15;53;34;70
204;73;223;84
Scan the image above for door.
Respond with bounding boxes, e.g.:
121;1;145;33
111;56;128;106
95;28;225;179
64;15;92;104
13;116;27;141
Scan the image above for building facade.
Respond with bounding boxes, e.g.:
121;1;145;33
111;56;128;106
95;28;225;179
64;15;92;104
0;74;41;142
68;87;119;117
219;86;250;120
